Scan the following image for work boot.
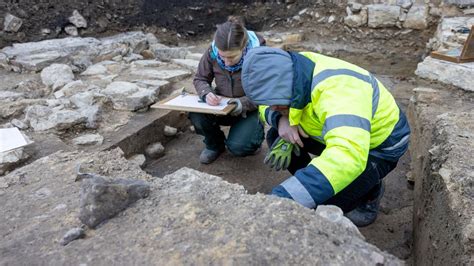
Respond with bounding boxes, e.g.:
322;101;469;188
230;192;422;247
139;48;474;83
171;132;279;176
199;148;224;164
345;182;385;227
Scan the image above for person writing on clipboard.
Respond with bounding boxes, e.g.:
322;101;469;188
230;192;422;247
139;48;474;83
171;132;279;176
189;16;265;164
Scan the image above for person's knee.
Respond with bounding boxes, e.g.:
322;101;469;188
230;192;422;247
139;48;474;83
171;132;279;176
226;141;258;157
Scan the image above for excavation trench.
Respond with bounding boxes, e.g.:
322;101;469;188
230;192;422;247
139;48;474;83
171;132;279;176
104;53;419;261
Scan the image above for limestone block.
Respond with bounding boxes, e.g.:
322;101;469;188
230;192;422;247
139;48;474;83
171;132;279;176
145;33;159;45
79;176;150;228
81;64;108;76
99;31;148;54
60;228;85;246
131;60;162;68
349;2;363;12
164;125;178;136
69;10;87;28
403;5;428;29
72;134;104;146
153;47;189;61
64;25;79;36
0;148;29;175
415;56;474;92
171;59;199;71
129;68;191;82
145;142;165;158
103;81;157;111
367;5;401;28
344;8;368;27
40;64;74;88
128;154;146;167
54;80;88;98
396;0;412;9
3;13;22;32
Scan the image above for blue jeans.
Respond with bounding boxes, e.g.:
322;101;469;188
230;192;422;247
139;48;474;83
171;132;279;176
266;127;398;212
188;110;264;156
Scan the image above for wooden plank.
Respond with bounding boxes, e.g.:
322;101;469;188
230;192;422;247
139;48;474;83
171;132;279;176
151;93;235;115
430;26;474;63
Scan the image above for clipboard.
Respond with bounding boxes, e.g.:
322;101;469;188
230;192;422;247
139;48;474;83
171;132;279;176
431;25;474;63
151;93;236;115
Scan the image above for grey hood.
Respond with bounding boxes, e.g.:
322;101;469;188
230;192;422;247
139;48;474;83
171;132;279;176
242;47;293;106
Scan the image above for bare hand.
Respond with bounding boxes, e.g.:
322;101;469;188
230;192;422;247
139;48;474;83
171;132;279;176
206;93;222;106
278;116;304;148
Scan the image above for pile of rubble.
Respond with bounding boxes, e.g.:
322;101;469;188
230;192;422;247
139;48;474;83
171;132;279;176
0;31;201;176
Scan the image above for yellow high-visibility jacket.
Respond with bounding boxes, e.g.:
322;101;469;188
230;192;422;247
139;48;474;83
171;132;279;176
243;49;410;207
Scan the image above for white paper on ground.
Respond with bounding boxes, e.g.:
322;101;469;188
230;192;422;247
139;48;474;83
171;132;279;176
0;128;29;153
164;94;231;111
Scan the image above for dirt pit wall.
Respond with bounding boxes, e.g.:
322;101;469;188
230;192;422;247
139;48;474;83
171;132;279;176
408;86;474;265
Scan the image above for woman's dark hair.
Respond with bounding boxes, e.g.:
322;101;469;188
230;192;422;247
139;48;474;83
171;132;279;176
214;16;248;51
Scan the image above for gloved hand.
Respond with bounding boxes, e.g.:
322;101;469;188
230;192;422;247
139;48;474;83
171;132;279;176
264;137;301;171
228;98;243;117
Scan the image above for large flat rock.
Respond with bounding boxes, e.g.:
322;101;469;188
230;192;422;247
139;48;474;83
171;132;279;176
415;56;474;92
407;87;474;265
0;149;402;265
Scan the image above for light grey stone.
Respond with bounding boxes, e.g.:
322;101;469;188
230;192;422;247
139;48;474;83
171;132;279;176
396;0;412;9
315;205;362;238
170;59;199;71
64;25;79;36
81;64;108;76
131;60;162;68
3;13;22;32
123;53;143;63
327;15;336;24
10;119;28;130
145;33;159;45
132;79;169;92
344;8;368;27
153;47;189;61
69;10;87;28
0;91;24;100
103;81;139;96
55;80;88;98
349;2;363;12
79;175;150;228
129;68;191;82
99;31;148;54
415;57;474;92
47;110;87;130
128;154;146;167
60;227;85;246
0;148;29;176
367;5;401;28
431;17;474;51
72;134;104;146
103;81;156;111
403;5;428;29
79;104;101;129
40;64;74;88
163;125;177;136
145;142;165;158
444;0;474;6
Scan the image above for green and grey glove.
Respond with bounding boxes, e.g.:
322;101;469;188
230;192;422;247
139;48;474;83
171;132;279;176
264;137;301;171
228;98;243;117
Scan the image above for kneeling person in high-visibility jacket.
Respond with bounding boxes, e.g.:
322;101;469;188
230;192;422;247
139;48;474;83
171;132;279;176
241;47;410;227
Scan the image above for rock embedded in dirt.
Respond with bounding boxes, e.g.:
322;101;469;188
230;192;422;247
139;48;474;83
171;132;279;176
145;142;165;158
128;154;146;167
3;13;23;32
72;134;104;146
163;125;177;136
79;176;150;228
69;10;87;29
60;227;85;246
